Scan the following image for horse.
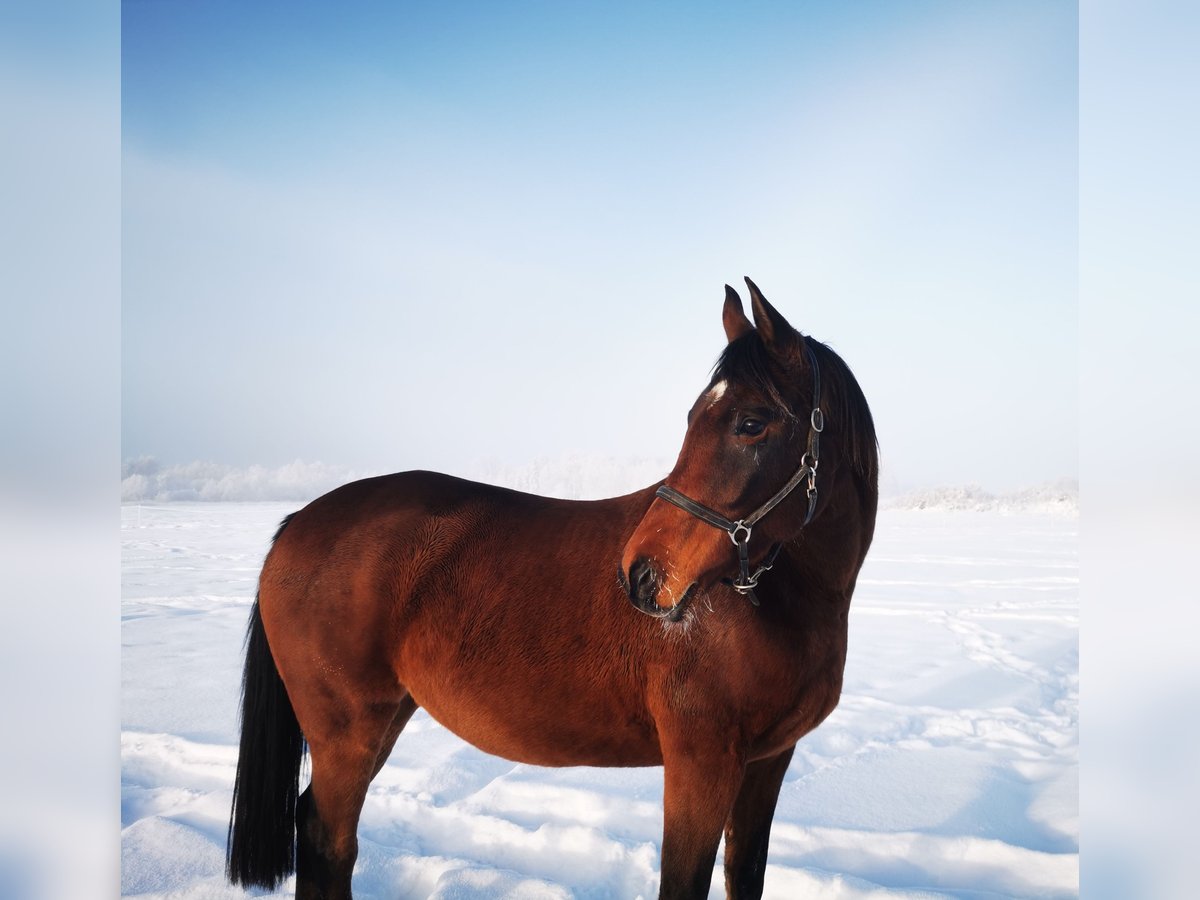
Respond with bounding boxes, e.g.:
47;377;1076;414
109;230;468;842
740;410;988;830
226;278;879;900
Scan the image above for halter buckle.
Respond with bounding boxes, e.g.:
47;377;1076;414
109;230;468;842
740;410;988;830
811;408;824;433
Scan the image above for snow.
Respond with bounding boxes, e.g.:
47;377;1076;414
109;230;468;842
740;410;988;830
121;457;378;503
881;480;1078;516
121;501;1077;899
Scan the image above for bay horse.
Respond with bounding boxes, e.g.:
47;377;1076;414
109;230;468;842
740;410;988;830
227;278;879;899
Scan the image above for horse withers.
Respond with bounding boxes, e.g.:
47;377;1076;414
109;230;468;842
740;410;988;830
226;278;879;899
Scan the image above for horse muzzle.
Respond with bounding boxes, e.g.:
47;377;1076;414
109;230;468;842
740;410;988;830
621;558;695;620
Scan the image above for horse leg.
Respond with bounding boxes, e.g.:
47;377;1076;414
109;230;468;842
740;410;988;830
722;746;795;900
371;695;418;778
294;699;412;900
659;743;746;900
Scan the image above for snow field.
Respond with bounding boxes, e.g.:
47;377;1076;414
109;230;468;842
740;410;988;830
121;502;1077;898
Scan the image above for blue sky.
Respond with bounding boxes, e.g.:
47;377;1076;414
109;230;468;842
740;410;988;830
122;1;1077;492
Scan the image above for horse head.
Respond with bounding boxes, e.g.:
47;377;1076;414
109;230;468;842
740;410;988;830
621;278;867;619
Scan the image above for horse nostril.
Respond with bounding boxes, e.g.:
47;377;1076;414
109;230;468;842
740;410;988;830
628;558;659;605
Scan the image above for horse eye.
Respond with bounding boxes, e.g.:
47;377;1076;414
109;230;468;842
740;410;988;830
737;418;766;437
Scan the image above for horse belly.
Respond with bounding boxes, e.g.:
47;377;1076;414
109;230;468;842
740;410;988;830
406;672;663;768
395;600;663;768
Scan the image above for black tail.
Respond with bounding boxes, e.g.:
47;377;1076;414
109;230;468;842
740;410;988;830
226;589;306;888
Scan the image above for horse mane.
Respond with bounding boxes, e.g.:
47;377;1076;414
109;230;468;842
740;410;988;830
712;331;879;485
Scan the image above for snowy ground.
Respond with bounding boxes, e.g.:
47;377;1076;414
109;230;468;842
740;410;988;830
121;501;1077;899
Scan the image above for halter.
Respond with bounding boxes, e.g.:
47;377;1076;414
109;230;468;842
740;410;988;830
654;342;823;604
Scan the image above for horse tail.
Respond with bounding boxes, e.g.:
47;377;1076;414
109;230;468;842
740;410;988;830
226;515;305;889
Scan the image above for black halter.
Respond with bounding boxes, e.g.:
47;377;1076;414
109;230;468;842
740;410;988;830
654;342;824;604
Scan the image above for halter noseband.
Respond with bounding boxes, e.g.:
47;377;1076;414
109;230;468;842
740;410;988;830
654;342;824;604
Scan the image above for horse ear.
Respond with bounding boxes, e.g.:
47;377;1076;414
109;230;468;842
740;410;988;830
722;284;753;342
745;277;802;360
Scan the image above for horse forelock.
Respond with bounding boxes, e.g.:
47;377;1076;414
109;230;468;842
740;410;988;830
711;331;794;417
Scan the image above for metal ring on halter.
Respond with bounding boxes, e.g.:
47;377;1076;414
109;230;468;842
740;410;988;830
729;522;752;546
732;567;758;588
811;408;824;432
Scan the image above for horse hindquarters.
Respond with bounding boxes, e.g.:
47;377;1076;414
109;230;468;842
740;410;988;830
227;601;417;900
226;600;306;890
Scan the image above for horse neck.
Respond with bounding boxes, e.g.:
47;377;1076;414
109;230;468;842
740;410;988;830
777;472;877;600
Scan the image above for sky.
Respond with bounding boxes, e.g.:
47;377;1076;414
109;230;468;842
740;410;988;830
121;0;1077;493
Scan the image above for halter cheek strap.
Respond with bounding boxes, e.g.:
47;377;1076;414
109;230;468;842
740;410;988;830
654;342;824;602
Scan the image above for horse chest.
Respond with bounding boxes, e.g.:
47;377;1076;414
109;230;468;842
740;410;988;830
756;670;844;754
726;614;848;753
